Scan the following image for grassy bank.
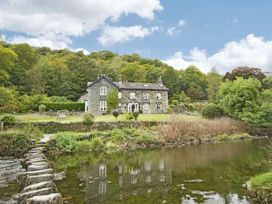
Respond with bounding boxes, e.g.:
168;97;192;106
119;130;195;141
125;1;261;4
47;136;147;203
248;142;272;203
53;128;161;153
0;125;43;156
1;113;202;123
51;117;253;154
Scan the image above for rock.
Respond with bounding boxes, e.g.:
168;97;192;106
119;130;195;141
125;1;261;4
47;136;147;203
19;187;55;204
22;181;58;193
26;174;54;185
17;169;54;184
26;193;63;204
28;164;49;171
26;158;47;166
27;162;49;168
54;172;65;181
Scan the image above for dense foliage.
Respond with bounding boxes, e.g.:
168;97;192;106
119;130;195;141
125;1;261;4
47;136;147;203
43;102;84;111
0;115;17;126
217;77;272;127
201;104;225;119
0;41;220;114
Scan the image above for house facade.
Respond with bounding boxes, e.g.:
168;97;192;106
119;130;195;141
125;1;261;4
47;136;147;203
81;74;168;114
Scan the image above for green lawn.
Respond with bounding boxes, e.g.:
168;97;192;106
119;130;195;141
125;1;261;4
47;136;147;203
1;113;202;123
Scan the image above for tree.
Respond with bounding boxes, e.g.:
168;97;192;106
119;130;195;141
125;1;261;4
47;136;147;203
106;89;118;113
217;77;262;119
263;76;272;89
0;87;21;113
223;66;265;81
206;72;222;102
177;66;208;100
0;45;17;85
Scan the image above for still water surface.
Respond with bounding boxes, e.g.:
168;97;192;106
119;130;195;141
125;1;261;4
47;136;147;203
52;140;268;204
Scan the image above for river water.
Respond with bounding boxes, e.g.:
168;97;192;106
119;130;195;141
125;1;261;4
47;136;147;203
52;140;268;204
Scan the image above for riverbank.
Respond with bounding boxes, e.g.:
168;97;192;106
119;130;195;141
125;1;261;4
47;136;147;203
50;118;257;154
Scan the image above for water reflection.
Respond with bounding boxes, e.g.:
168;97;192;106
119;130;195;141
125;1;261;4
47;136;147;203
54;140;268;204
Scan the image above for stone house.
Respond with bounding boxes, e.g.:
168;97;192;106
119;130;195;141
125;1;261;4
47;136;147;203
80;74;168;114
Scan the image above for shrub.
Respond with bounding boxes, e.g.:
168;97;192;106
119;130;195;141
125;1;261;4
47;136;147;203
20;123;43;141
0;130;34;156
55;132;78;152
90;137;104;150
126;113;134;121
112;110;119;121
43;102;84;111
158;116;247;140
1;115;17;126
83;113;95;125
215;133;252;141
132;112;140;120
38;104;46;112
75;141;92;152
201;104;225;119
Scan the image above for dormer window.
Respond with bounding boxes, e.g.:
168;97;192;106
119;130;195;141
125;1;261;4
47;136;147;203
100;86;107;95
156;93;162;99
130;92;136;99
143;92;149;99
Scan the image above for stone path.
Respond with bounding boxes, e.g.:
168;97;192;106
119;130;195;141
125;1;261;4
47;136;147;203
17;134;63;204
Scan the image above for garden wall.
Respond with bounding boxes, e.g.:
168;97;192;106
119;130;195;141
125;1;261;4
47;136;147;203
15;121;166;133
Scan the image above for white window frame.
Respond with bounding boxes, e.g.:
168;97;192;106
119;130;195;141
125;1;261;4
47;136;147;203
156;103;162;110
100;86;107;96
100;101;107;112
143;104;150;111
156;93;162;99
118;92;122;99
130;92;136;99
143;92;149;99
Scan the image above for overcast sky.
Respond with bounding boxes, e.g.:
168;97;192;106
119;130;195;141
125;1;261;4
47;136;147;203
1;0;272;73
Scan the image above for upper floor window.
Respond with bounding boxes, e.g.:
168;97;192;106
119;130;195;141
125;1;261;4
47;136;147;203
130;92;136;99
156;93;162;99
143;92;149;99
100;86;107;95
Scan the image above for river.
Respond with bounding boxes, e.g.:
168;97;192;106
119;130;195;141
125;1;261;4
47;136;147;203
49;139;269;204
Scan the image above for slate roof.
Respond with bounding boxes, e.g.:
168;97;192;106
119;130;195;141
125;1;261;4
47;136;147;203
87;76;168;91
118;82;168;91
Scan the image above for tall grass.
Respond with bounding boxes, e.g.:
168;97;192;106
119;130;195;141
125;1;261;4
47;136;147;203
158;115;247;141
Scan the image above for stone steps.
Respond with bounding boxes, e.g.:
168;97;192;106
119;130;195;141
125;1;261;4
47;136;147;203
17;144;63;204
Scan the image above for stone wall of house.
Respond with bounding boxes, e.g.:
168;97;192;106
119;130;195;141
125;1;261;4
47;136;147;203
119;89;168;113
87;78;117;115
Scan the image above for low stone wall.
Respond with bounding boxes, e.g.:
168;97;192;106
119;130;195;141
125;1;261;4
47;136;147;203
17;146;63;204
16;121;165;133
15;121;272;137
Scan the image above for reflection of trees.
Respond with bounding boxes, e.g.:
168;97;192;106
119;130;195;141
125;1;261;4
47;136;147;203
55;140;267;204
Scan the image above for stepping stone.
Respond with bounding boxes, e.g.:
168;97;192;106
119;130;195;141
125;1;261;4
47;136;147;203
26;193;63;204
19;187;55;204
28;164;49;171
26;174;54;185
22;181;57;193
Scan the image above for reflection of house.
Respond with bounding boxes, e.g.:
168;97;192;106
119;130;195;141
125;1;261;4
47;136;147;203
80;160;172;203
79;74;169;114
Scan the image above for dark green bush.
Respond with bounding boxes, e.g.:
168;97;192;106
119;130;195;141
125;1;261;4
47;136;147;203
201;104;225;119
43;102;84;111
0;130;34;156
1;115;17;126
132;112;140;120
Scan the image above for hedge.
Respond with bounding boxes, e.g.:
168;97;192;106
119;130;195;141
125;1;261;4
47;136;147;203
43;102;85;111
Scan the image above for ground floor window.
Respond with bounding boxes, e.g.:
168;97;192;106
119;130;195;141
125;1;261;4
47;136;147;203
100;101;107;112
143;103;149;111
118;103;122;111
156;103;162;110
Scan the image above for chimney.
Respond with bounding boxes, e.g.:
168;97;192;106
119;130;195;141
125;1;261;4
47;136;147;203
118;75;122;85
157;75;163;86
